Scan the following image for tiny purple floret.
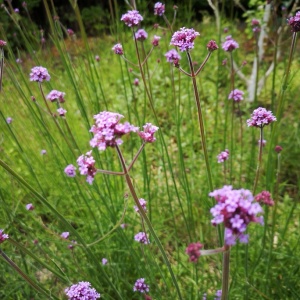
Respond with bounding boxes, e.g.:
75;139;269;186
135;29;148;41
138;123;159;143
133;278;150;293
65;281;100;300
112;43;123;55
165;49;181;63
246;107;276;128
134;232;149;244
26;203;34;211
217;149;229;163
46;90;66;103
30;66;50;82
228;89;244;102
121;10;143;27
61;232;70;239
0;229;9;244
64;164;76;177
222;36;239;52
154;2;165;16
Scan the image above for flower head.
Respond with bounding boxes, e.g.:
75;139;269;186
41;149;47;155
185;242;203;262
30;66;50;82
57;107;67;116
134;232;149;244
77;151;97;184
133;278;150;293
0;229;9;244
275;145;283;153
138;123;159;143
207;40;218;52
95;55;100;62
288;11;300;32
46;90;66;103
102;258;108;265
26;203;34;211
135;29;148;41
89;111;138;151
165;49;181;63
121;10;143;27
170;27;200;52
134;198;147;213
222;36;239;52
228;89;244;102
61;232;70;239
112;43;123;55
65;281;100;300
217;149;229;163
154;2;165;16
152;35;161;46
134;78;139;86
67;29;74;36
6;117;13;124
247;107;277;128
258;139;267;147
64;164;76;177
209;186;263;245
255;191;274;206
0;40;7;47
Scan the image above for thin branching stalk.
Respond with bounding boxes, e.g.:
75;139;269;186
253;126;263;194
221;245;231;300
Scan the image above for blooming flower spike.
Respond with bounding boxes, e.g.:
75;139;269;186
30;66;50;82
170;27;200;52
65;281;100;300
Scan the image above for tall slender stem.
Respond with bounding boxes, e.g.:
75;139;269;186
253;126;263;194
221;245;231;300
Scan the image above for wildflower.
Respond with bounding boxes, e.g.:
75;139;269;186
165;49;181;63
134;198;147;212
6;117;13;124
65;281;100;300
14;8;19;13
30;66;50;82
46;90;65;103
41;149;47;155
217;149;229;163
288;11;300;32
255;191;274;206
121;10;143;27
170;27;200;52
185;242;203;262
112;43;123;55
134;78;139;86
222;59;227;66
253;27;261;33
33;239;38;244
61;232;70;239
0;229;9;244
222;35;239;52
154;2;165;16
133;278;150;293
0;40;7;47
64;164;76;177
102;258;108;265
275;145;283;153
95;55;100;62
57;107;67;116
228;89;244;102
16;58;22;64
138;123;159;143
209;186;264;245
246;107;277;128
120;223;128;229
207;40;218;52
152;35;161;46
258;139;267;147
135;29;148;41
77;151;97;184
134;232;149;244
68;240;77;250
67;29;74;36
26;203;34;211
223;27;229;33
215;290;222;300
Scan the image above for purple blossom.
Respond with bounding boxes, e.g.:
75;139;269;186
275;145;283;153
135;29;148;41
121;10;143;27
134;198;147;213
30;66;50;82
16;58;23;64
6;117;13;124
133;278;150;293
61;232;70;239
95;55;100;62
246;107;277;127
228;89;244;102
67;29;74;36
251;19;260;26
65;281;100;300
120;223;128;229
154;2;165;16
138;123;159;143
0;40;7;47
255;191;274;206
165;49;181;63
65;164;76;177
26;203;34;211
77;151;97;184
258;139;267;147
209;186;264;245
89;111;138;151
170;27;200;52
134;232;149;244
185;242;203;263
217;149;229;163
68;240;77;249
102;258;108;265
222;36;239;52
133;78;139;86
288;11;300;32
207;40;219;52
152;35;161;46
57;107;67;116
14;8;19;13
46;90;66;103
112;43;123;55
0;229;9;244
41;149;47;155
215;290;222;300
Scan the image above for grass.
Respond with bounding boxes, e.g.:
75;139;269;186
1;1;300;299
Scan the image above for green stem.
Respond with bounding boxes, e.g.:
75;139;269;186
253;127;263;194
221;245;231;300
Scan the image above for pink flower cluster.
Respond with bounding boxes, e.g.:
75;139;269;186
165;49;181;63
121;10;143;27
138;123;159;143
46;90;65;103
77;151;97;184
206;40;218;52
251;18;261;33
217;149;229;163
65;281;100;300
134;232;149;244
222;36;239;52
133;278;150;293
185;242;203;263
30;66;51;82
154;2;165;16
0;40;7;47
89;111;138;151
228;89;244;102
288;11;300;32
112;43;123;55
209;186;264;245
134;198;147;212
255;191;274;206
64;164;76;177
246;107;277;128
170;27;200;52
0;229;9;244
152;35;161;46
135;29;148;41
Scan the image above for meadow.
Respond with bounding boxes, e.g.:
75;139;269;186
0;1;300;299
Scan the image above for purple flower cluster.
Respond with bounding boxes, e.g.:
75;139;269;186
258;139;267;147
134;198;147;212
152;35;161;47
64;164;76;177
65;281;100;300
217;149;229;163
138;123;159;143
121;10;143;27
61;232;70;239
170;27;200;52
77;151;97;184
207;40;219;52
133;278;150;293
222;36;239;52
46;90;66;103
251;18;261;33
30;66;51;82
57;107;67;116
89;111;138;151
112;43;123;55
246;107;277;128
288;11;300;32
0;40;7;47
26;203;34;211
134;232;149;244
165;49;181;63
6;117;13;124
185;242;203;263
209;186;264;245
0;229;9;243
228;89;244;102
255;191;274;206
135;29;148;41
154;2;165;16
